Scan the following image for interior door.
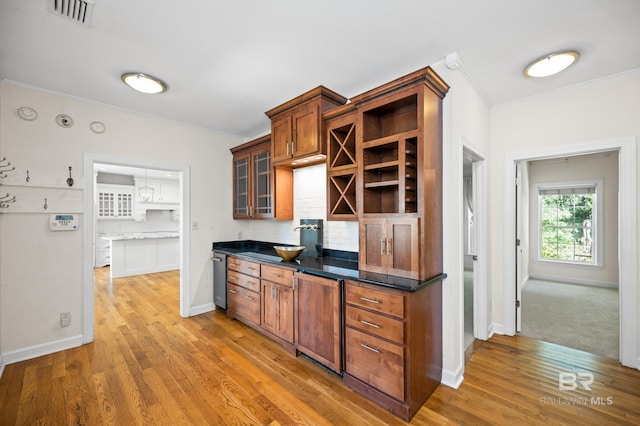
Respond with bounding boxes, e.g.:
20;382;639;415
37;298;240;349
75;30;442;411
515;162;523;332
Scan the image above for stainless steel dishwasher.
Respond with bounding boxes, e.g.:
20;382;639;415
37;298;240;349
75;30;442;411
212;251;227;309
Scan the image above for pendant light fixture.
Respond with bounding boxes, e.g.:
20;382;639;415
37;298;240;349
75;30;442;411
121;72;168;94
523;51;580;78
139;169;154;202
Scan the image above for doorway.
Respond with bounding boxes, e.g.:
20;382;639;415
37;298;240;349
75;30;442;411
516;152;620;359
462;145;489;347
504;138;637;368
82;153;191;344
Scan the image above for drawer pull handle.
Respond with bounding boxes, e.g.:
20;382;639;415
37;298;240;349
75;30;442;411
248;266;257;270
360;320;380;329
360;297;380;304
269;273;281;277
244;295;253;301
360;343;380;353
229;289;237;294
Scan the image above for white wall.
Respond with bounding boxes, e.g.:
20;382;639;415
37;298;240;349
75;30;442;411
527;152;619;286
0;82;244;361
491;70;640;360
430;61;492;387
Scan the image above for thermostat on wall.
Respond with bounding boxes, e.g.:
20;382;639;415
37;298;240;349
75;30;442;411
49;214;79;231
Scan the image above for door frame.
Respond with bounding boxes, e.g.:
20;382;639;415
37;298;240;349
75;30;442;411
503;137;637;368
462;144;489;341
82;153;191;343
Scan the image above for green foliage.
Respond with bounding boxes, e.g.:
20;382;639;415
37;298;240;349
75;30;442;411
540;194;593;262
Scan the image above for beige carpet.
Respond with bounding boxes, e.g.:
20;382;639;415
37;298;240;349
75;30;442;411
520;278;619;359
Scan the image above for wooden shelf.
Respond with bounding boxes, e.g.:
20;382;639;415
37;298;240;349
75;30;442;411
364;180;399;189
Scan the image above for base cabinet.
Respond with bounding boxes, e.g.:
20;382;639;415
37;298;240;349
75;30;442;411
294;273;342;373
343;278;442;421
261;264;295;345
227;258;261;326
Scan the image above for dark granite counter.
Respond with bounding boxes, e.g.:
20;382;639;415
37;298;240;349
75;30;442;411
212;240;446;292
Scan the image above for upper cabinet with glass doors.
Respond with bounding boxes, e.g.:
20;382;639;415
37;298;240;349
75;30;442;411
230;134;293;220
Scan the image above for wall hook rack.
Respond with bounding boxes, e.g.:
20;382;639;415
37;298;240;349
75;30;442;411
44;198;48;210
26;170;30;182
0;156;15;178
0;193;16;208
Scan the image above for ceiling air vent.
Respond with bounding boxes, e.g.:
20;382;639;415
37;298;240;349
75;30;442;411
48;0;95;27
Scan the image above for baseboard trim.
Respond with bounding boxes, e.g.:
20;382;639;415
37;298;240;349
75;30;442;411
0;354;5;379
491;322;508;336
441;365;464;389
189;302;215;317
2;335;83;365
520;274;531;290
529;274;618;289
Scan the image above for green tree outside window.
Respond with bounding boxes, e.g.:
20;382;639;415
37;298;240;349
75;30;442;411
540;192;594;263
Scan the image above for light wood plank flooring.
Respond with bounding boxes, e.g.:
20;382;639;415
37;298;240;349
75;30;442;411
0;268;639;425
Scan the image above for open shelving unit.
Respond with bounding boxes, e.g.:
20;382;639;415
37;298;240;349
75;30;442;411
360;94;418;215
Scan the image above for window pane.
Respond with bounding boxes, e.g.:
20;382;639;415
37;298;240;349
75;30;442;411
539;190;594;263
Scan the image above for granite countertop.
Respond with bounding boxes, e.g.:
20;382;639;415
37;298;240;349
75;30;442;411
102;231;180;241
212;240;446;292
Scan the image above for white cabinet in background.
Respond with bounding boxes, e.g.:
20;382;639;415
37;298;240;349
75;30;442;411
95;234;111;267
135;178;179;204
97;184;134;219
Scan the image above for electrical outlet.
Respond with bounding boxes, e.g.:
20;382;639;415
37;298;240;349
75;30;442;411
192;221;199;231
237;231;243;239
60;312;71;327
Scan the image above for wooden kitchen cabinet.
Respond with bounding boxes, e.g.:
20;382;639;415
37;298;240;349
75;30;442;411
353;66;449;281
294;272;342;372
230;135;293;220
343;279;443;421
359;217;419;279
261;264;295;347
324;106;358;221
227;259;261;326
266;86;347;167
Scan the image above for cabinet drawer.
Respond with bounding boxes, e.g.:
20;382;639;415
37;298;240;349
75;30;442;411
345;327;404;401
228;257;261;277
345;305;404;345
345;281;405;319
228;270;260;293
261;264;294;287
228;283;260;324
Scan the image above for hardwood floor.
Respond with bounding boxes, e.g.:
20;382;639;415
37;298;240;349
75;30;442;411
1;268;639;425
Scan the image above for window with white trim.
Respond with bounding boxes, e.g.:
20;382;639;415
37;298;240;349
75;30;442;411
538;182;600;265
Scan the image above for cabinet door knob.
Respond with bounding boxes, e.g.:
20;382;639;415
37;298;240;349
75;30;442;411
360;343;380;353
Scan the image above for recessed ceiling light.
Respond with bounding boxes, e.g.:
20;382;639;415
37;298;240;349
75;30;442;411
523;51;579;78
121;72;168;94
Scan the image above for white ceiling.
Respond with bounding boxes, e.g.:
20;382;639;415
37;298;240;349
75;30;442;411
1;0;639;140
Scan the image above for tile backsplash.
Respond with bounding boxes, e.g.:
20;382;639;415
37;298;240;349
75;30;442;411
246;163;358;252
